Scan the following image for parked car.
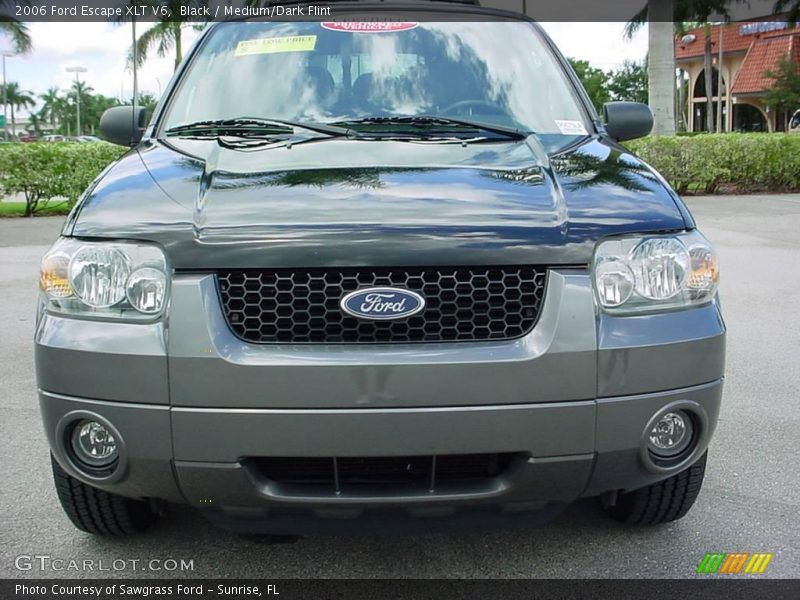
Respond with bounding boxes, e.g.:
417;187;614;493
75;135;104;143
18;134;38;143
42;134;66;142
789;109;800;134
37;3;724;537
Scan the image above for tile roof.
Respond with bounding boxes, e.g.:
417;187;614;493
675;19;797;60
676;24;752;59
731;33;799;94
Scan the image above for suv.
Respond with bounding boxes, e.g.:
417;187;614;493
36;5;724;537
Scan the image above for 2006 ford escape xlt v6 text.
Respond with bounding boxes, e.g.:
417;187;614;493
35;4;725;537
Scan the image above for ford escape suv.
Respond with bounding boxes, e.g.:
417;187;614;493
36;5;724;537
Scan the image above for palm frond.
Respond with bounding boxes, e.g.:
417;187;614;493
0;20;32;54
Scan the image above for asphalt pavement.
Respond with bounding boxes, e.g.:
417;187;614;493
1;195;798;579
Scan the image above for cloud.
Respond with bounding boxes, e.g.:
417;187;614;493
541;22;648;69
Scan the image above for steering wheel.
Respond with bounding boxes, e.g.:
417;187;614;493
440;100;507;117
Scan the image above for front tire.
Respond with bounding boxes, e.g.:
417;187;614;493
51;456;157;536
604;452;707;525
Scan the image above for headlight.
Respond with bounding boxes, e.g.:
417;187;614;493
592;231;718;314
40;238;169;320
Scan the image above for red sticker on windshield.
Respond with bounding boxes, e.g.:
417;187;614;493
321;22;418;33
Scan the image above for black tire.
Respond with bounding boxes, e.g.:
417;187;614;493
51;455;157;536
604;452;707;525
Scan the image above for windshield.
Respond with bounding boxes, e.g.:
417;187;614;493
161;20;590;141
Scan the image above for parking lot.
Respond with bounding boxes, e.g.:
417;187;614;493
1;194;798;579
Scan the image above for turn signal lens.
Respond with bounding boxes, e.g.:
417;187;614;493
687;245;719;292
40;253;72;298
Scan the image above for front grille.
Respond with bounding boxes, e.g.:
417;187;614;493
250;453;520;492
217;266;546;343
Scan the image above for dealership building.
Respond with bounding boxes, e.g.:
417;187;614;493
675;19;800;132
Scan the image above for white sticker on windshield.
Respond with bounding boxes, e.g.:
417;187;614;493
555;120;588;135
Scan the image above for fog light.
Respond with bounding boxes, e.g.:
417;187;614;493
648;411;693;458
71;421;118;468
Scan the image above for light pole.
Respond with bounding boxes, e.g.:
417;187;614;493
2;52;14;141
66;66;87;136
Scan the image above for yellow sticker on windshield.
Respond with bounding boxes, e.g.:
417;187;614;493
235;35;317;56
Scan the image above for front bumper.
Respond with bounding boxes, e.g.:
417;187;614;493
35;269;726;532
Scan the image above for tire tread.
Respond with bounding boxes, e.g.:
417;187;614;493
51;456;156;536
605;452;707;526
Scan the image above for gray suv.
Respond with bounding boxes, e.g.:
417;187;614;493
36;6;724;537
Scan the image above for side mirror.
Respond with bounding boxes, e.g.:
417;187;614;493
99;106;148;146
603;101;653;141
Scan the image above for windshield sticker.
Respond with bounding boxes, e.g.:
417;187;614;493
235;36;317;57
555;120;588;135
321;22;418;33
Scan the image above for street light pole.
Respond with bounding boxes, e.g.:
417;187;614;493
2;52;13;141
66;66;87;136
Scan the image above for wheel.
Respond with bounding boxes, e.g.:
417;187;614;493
603;452;707;525
51;455;157;536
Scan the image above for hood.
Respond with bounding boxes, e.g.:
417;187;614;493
66;136;690;269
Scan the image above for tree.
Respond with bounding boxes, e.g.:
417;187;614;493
82;94;120;133
135;92;159;117
123;1;207;70
626;0;676;135
763;57;800;129
26;110;44;136
64;80;95;135
0;21;32;54
773;0;800;24
608;60;649;103
568;58;611;112
39;87;62;129
626;1;734;136
1;82;34;138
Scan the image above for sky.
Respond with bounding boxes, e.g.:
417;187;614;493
0;22;647;117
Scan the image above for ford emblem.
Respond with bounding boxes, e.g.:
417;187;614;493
340;287;425;321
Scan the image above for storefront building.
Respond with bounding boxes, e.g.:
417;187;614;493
675;19;800;132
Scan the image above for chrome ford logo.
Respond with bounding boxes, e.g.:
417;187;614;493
340;287;425;321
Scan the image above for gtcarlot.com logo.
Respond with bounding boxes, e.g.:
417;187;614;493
14;555;194;572
697;552;773;574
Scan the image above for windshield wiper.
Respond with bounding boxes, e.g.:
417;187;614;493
329;116;531;140
164;117;352;138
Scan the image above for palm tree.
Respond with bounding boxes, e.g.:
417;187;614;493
39;87;62;128
123;1;207;70
0;20;32;54
647;1;677;135
66;80;95;135
27;110;44;136
773;0;799;23
2;82;34;138
625;1;733;135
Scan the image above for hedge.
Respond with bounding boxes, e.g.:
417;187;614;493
0;142;126;216
626;133;800;195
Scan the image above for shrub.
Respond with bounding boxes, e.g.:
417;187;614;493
0;142;126;216
627;133;800;195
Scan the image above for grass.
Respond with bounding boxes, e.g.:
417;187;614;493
0;201;71;217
